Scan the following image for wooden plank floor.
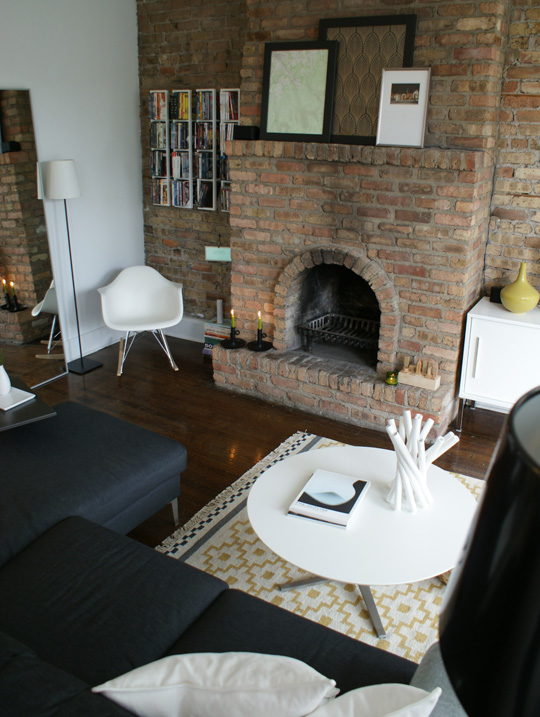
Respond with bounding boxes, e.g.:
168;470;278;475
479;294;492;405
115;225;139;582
2;336;505;548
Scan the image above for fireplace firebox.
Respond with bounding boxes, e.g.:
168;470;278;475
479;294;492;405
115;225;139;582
296;264;380;364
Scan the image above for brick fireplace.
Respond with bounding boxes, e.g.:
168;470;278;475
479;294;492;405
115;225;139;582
205;0;513;436
136;0;519;435
213;142;493;435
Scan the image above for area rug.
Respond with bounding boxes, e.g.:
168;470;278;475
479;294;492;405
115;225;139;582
158;432;484;664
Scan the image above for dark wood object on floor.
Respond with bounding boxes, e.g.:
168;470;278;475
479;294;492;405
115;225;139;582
2;337;505;548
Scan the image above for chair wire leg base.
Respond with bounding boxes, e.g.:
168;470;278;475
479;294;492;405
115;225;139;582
117;331;135;376
116;331;178;375
117;337;125;376
153;330;179;371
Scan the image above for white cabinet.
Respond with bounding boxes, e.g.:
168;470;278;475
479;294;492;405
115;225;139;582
460;297;540;412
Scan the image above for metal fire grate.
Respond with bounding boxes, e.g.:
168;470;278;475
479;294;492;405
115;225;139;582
298;313;379;352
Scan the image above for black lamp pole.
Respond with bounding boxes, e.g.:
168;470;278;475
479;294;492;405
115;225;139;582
62;198;101;375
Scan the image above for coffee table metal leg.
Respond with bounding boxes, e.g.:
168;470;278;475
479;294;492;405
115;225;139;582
358;585;387;639
279;575;387;639
279;575;327;591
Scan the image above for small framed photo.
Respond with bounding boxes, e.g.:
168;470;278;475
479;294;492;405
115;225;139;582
260;41;338;143
376;68;431;148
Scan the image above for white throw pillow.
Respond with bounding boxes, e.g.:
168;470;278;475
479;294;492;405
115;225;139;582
309;683;442;717
92;652;339;717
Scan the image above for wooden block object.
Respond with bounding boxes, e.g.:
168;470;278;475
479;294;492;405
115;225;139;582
398;356;441;391
398;370;441;391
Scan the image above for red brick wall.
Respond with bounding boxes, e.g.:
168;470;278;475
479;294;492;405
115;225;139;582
136;1;540;332
136;0;247;319
240;0;509;151
0;90;52;344
488;3;540;292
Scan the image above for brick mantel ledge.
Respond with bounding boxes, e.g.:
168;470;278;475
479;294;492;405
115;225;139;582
228;140;491;175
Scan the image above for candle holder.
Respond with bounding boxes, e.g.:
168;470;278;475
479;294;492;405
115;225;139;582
247;328;273;352
1;294;26;312
221;326;246;349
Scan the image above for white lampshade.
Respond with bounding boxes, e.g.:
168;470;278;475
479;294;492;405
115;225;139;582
40;159;81;200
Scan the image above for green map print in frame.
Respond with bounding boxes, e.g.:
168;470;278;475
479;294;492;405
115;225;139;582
319;15;416;145
260;41;338;143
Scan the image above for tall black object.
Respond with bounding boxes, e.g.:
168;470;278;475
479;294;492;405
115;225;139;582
439;386;540;717
40;160;101;375
62;198;102;374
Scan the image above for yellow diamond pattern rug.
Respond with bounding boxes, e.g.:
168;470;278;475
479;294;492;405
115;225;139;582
158;432;484;664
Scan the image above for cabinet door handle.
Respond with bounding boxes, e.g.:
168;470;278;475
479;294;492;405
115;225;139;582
472;337;480;379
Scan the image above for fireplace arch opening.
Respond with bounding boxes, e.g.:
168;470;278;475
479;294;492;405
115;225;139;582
297;264;380;366
273;247;400;373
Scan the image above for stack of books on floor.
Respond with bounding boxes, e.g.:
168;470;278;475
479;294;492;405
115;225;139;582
203;320;231;356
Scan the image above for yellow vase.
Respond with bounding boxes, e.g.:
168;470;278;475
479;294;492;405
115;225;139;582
500;262;540;314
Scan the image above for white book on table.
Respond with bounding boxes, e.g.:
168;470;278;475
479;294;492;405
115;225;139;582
288;468;371;528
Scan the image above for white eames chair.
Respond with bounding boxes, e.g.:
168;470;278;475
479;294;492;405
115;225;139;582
98;266;183;376
32;280;63;357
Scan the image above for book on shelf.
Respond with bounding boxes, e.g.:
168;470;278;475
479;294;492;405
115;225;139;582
219;154;230;180
171;152;191;180
220;91;239;121
149;91;167;120
198;182;213;208
198;152;213;179
196;90;214;120
288;469;370;528
152;179;170;205
150;122;167;150
196;123;214;149
220;185;231;212
219;123;235;154
170;91;191;120
172;179;191;208
170;122;190;150
152;150;168;177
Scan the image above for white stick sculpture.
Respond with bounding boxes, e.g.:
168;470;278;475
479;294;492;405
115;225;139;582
386;410;459;512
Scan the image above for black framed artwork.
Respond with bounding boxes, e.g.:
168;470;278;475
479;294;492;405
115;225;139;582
319;15;417;145
259;41;338;143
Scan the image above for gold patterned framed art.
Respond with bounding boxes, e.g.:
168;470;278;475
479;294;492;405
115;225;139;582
319;15;416;145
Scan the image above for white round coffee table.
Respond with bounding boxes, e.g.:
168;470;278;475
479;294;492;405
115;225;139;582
247;445;477;638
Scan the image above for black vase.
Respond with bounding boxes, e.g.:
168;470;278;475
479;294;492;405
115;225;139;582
439;386;540;717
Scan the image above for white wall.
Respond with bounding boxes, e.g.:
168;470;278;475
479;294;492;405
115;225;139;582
0;0;144;360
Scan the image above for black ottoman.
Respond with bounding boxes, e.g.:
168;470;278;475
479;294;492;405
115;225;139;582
0;401;186;567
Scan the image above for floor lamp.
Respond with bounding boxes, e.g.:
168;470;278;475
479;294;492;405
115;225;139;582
39;160;102;375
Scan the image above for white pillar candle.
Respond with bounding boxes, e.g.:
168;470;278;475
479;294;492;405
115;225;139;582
216;299;223;324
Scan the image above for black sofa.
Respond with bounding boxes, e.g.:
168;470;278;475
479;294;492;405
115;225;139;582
0;401;419;716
